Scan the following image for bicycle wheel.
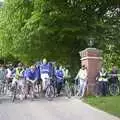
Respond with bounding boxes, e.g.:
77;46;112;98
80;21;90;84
29;84;34;101
11;83;17;102
70;84;75;96
45;85;54;101
64;82;71;98
109;84;120;96
73;84;78;96
18;85;25;101
93;83;102;97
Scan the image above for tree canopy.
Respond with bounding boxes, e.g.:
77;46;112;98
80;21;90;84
0;0;120;70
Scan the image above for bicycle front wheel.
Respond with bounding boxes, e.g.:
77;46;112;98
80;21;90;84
64;82;71;98
45;85;54;101
109;84;120;96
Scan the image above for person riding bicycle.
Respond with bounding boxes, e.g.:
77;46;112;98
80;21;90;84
39;58;51;91
26;65;39;81
55;65;64;96
25;65;39;96
12;63;24;87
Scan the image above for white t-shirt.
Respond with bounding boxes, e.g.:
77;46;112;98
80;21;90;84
76;69;87;80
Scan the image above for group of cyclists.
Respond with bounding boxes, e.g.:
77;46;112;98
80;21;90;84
0;58;119;102
0;58;71;101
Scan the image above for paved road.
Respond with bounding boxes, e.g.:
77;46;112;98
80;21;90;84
0;97;119;120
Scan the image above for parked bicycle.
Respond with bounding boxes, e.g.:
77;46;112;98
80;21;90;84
109;82;120;96
94;80;120;97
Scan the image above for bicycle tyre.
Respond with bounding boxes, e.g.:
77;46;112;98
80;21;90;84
45;85;54;101
109;83;120;96
64;82;71;98
11;84;17;102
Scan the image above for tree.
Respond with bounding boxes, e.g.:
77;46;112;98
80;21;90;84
0;0;120;71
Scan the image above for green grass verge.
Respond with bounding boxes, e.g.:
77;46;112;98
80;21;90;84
84;96;120;118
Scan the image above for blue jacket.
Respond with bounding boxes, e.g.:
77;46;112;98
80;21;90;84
40;63;50;75
55;69;64;83
26;69;39;80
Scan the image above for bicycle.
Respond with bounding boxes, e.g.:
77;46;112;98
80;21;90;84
109;82;120;96
108;75;120;96
26;79;38;101
58;79;72;99
44;77;55;101
94;80;120;97
11;79;25;102
73;79;81;96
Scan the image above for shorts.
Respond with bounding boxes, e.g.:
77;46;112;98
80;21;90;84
41;74;50;90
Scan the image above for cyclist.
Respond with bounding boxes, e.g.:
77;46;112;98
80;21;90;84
55;65;64;96
12;63;24;87
25;65;39;97
26;65;39;83
39;58;51;91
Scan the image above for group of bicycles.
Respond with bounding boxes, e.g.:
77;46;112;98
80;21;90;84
0;76;72;102
1;75;119;103
94;79;120;97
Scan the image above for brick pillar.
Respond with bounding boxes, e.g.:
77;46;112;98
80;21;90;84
79;48;102;95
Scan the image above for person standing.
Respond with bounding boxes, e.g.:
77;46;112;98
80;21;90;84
75;65;87;98
96;68;108;96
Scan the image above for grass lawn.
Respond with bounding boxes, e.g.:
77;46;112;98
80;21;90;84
84;96;120;118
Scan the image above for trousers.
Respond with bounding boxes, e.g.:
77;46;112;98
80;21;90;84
79;79;87;97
